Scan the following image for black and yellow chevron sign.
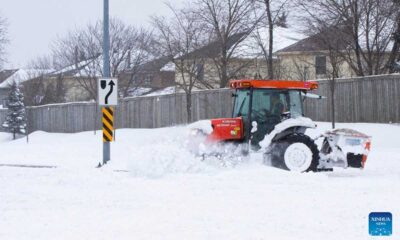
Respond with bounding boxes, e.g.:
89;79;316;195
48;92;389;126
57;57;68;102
102;107;114;142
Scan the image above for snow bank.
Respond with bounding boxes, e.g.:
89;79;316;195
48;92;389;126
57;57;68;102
0;132;12;143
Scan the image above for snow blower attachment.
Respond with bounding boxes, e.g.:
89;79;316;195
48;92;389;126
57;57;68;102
318;129;371;169
190;79;372;172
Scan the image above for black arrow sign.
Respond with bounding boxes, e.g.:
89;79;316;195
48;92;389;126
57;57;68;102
105;80;115;104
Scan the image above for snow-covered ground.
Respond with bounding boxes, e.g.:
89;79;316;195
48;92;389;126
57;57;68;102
0;122;399;239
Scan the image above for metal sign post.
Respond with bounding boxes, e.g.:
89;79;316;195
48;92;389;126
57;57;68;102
102;0;111;165
98;78;118;165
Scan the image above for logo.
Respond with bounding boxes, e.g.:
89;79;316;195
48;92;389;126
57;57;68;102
369;212;392;236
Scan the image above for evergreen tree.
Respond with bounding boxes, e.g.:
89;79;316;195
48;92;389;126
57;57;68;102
2;82;27;139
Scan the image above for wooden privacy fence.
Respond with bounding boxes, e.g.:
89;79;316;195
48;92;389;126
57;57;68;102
0;74;399;133
7;89;233;134
304;74;400;123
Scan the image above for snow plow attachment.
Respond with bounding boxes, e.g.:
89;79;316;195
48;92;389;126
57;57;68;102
318;129;371;170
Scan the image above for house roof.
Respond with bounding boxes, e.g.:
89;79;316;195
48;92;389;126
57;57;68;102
184;31;249;59
277;23;353;53
0;69;19;84
52;54;167;78
162;26;307;73
178;26;308;60
122;56;174;76
0;69;50;88
50;55;100;78
137;57;172;72
237;26;307;58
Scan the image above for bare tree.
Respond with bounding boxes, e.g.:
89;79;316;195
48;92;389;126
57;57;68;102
195;0;262;87
287;20;346;128
289;56;313;80
51;18;155;100
119;31;158;98
297;0;400;76
0;14;8;68
313;24;346;129
153;4;210;122
387;0;400;73
253;0;290;79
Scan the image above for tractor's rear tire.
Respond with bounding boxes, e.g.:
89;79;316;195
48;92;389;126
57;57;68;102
268;134;319;172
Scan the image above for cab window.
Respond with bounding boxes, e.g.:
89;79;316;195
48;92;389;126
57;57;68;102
232;89;250;118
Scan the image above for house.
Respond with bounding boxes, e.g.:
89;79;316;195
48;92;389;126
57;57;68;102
173;26;306;89
275;21;399;80
0;69;48;107
0;69;19;107
275;24;355;80
173;32;268;89
0;59;105;106
17;55;176;106
0;87;7;108
120;56;176;96
174;19;397;86
48;56;176;101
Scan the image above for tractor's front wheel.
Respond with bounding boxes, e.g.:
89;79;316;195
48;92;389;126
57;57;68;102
267;134;319;172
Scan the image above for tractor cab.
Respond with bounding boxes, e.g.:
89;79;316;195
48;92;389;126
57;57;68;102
230;80;318;146
206;80;318;146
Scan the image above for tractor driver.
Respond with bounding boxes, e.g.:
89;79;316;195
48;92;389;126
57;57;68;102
251;92;285;147
270;93;285;116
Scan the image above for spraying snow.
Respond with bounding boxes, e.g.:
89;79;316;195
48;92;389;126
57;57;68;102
126;138;215;178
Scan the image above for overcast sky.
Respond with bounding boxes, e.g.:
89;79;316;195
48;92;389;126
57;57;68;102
0;0;183;68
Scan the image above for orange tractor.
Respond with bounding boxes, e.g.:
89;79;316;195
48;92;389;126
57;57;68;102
191;80;371;172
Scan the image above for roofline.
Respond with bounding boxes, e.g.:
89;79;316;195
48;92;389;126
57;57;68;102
276;49;393;56
276;50;330;56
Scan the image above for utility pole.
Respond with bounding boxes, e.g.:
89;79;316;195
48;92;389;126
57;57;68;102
103;0;111;164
